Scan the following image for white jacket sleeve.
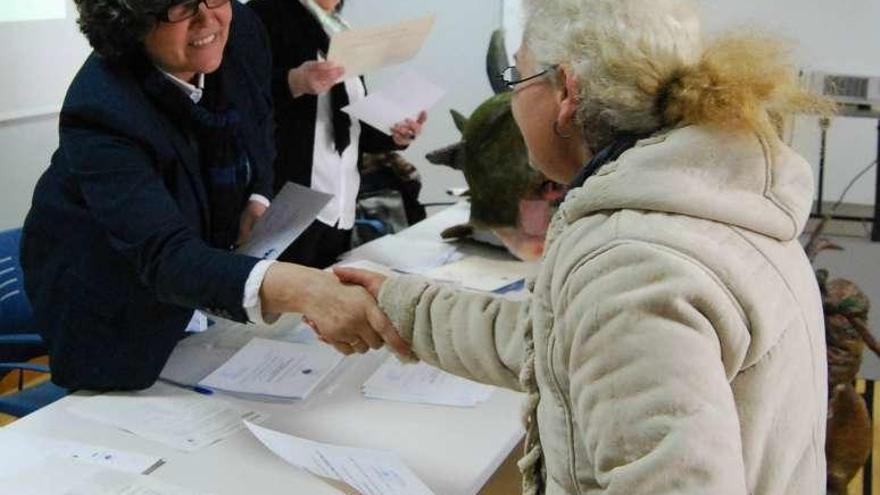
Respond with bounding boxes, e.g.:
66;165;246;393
560;242;749;494
378;274;530;391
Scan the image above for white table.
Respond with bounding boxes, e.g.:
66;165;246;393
2;204;528;495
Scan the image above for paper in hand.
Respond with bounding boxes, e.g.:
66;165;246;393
342;71;445;135
327;15;435;78
237;182;332;260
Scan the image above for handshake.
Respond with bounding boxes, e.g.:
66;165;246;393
259;264;411;358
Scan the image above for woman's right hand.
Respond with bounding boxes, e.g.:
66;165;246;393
287;61;345;98
259;263;411;357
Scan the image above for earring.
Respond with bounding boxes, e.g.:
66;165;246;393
553;120;573;139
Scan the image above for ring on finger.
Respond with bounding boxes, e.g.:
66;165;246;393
348;336;368;347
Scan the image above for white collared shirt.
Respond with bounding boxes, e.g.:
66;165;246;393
311;64;365;230
160;70;277;330
303;0;364;231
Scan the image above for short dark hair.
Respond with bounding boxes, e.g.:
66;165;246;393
73;0;171;62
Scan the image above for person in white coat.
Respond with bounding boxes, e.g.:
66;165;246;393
334;0;831;493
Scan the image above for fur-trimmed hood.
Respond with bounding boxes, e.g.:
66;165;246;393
561;126;814;242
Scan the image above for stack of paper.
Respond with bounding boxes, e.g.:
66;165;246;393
245;422;435;495
197;338;344;401
69;382;269;452
424;256;539;293
0;458;210;495
160;319;320;388
342;235;461;273
362;357;494;407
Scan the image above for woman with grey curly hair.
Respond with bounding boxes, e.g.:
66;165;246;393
21;0;409;391
337;0;830;493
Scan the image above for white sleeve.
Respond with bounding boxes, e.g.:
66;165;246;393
243;259;280;325
248;194;272;208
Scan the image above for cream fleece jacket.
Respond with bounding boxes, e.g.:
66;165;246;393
379;126;827;495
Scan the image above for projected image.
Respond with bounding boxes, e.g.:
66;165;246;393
0;0;66;23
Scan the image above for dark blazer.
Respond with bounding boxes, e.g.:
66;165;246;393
248;0;401;192
20;2;275;391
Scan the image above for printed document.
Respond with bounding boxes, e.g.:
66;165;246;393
68;382;268;452
198;338;343;400
0;459;209;495
341;235;461;273
362;357;494;407
245;422;434;495
424;256;539;293
0;430;164;478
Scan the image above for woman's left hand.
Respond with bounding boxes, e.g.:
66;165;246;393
391;111;428;147
237;199;269;246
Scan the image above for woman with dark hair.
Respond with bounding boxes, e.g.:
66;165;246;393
248;0;428;268
21;0;409;391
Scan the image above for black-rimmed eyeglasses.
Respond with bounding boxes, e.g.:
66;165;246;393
498;65;558;89
155;0;230;23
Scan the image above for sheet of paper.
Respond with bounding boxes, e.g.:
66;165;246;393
327;15;436;77
160;320;319;387
341;235;461;273
342;71;445;135
198;338;343;400
424;256;540;293
237;182;333;260
0;431;164;479
160;345;238;389
68;382;268;452
245;422;435;495
0;459;209;495
362;357;494;407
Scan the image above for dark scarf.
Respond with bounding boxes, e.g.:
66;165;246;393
292;0;352;154
569;133;648;189
135;55;250;250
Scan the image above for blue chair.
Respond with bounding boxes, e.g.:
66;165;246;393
0;228;67;417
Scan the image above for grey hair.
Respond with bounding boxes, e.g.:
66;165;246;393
523;0;703;147
523;0;832;149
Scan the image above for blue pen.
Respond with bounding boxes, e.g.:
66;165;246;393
192;386;214;396
158;378;215;396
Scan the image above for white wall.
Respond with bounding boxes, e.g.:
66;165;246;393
8;1;874;230
344;0;501;205
700;0;880;207
0;0;91;230
503;0;880;207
